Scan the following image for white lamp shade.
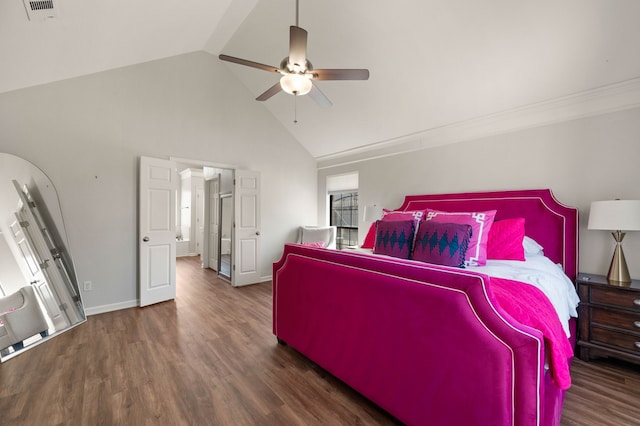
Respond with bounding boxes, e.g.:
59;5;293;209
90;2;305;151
363;204;383;222
280;74;312;95
588;200;640;231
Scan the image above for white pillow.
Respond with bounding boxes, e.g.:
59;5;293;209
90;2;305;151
523;236;544;255
301;227;333;246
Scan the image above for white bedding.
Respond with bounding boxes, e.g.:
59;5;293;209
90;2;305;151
347;245;579;337
469;253;580;337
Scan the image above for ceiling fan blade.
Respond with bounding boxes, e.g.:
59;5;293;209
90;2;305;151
308;83;332;108
288;26;308;69
312;69;370;81
256;82;283;101
219;54;280;73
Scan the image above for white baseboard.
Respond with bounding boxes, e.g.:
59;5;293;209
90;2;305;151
84;276;271;316
84;299;138;316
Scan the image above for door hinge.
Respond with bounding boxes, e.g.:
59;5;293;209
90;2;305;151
50;248;61;259
19;220;29;228
233;265;236;271
59;303;68;311
39;259;50;269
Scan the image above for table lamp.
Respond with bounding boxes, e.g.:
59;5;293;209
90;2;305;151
363;204;383;223
588;199;640;284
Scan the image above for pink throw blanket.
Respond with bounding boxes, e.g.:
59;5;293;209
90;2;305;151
489;277;573;390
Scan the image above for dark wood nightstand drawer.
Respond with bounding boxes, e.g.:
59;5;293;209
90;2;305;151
592;326;640;354
591;308;640;333
577;274;640;364
590;287;640;312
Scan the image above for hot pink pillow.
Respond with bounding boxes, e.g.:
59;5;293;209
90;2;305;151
362;223;376;248
487;218;525;261
361;209;425;249
424;208;496;266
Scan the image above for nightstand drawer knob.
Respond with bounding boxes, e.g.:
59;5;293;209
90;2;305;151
635;321;640;328
636;342;640;349
634;299;640;306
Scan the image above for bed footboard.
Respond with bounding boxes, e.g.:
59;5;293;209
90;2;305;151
273;244;562;426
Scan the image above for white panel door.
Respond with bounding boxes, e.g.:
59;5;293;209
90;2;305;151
7;216;64;331
233;170;260;287
139;156;177;307
207;177;220;271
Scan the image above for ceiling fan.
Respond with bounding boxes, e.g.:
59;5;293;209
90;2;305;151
219;0;369;108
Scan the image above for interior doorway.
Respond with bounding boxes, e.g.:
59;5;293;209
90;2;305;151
139;156;261;307
174;160;235;283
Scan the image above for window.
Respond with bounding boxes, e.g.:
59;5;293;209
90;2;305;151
330;191;358;249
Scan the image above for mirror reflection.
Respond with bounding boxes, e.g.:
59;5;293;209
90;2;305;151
0;153;85;361
219;193;233;280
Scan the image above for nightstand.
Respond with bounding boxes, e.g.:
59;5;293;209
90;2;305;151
577;273;640;365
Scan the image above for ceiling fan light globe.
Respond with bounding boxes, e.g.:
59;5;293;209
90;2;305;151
280;74;312;96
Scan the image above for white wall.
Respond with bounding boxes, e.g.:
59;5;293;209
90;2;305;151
0;51;317;312
319;107;640;279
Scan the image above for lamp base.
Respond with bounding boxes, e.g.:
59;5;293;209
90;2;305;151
607;231;631;284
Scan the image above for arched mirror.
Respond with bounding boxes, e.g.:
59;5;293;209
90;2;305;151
0;153;85;362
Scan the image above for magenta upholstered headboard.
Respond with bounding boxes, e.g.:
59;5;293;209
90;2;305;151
397;189;579;281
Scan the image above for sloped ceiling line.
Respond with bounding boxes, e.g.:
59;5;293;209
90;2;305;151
317;76;640;170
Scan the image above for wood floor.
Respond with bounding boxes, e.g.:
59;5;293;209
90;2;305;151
1;256;640;425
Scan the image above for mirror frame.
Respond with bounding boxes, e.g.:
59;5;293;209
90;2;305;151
0;153;85;362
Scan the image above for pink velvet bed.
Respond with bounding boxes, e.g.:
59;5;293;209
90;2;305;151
272;189;578;426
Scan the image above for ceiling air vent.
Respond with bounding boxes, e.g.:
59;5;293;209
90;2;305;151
23;0;59;21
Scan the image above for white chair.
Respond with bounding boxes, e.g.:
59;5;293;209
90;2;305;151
0;286;49;352
297;226;337;249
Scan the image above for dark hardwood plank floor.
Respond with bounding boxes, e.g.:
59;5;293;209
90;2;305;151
1;255;639;425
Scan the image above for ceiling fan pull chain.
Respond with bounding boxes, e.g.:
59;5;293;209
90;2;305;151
293;95;298;124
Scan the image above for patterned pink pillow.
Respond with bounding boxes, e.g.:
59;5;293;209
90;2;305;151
361;209;425;249
487;218;525;261
424;208;497;266
380;209;425;223
373;219;416;259
412;221;472;268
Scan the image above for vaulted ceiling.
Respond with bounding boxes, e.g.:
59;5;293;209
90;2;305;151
2;0;640;159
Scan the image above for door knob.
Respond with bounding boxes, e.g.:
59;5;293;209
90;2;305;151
143;236;149;242
255;231;260;236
